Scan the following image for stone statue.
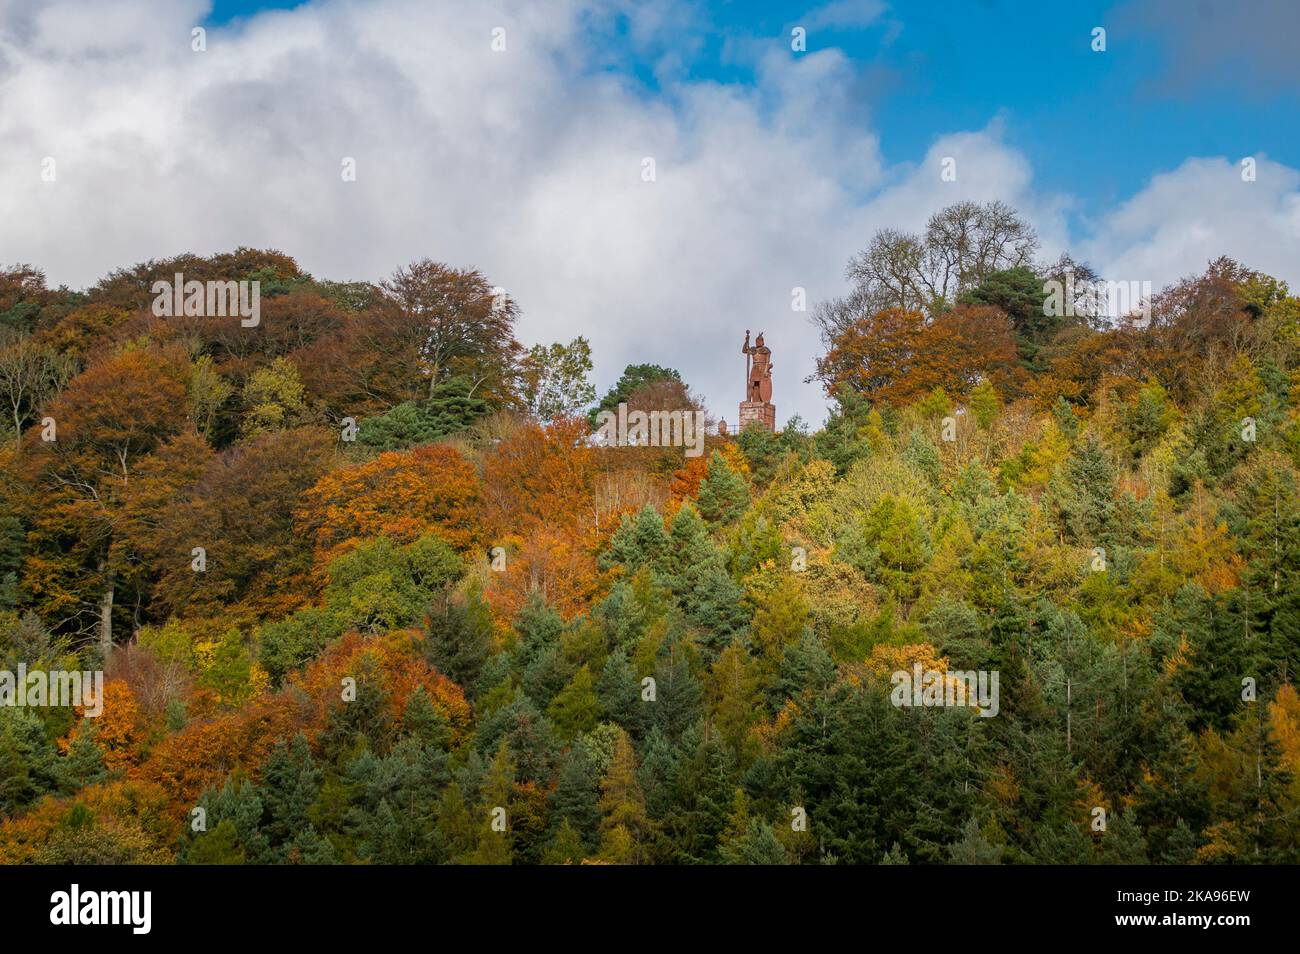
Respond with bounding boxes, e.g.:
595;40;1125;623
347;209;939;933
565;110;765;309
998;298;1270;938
742;330;773;404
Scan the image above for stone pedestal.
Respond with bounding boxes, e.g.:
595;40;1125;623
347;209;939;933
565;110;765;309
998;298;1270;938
738;400;776;433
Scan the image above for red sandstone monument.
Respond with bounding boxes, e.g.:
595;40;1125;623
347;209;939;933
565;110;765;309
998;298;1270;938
740;330;776;433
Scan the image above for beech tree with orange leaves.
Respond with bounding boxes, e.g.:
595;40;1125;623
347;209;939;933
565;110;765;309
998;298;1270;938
813;304;1020;406
297;443;484;572
18;344;191;651
147;426;338;624
480;418;603;621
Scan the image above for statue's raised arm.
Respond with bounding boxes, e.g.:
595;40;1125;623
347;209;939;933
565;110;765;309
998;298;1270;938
738;328;775;431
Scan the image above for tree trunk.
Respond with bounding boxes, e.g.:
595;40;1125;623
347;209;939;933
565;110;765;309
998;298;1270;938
98;561;114;656
1066;675;1072;755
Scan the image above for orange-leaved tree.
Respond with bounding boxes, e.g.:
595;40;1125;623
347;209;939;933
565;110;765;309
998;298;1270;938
19;344;191;651
146;426;337;624
813;304;1021;406
297;443;484;572
481;418;603;621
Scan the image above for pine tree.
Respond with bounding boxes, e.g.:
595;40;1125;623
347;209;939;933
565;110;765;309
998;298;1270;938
286;826;337;865
678;562;748;657
548;665;601;741
652;642;704;741
718;787;750;852
437;781;476;862
475;688;558;785
945;817;1003;864
637;725;679;821
402;686;451;750
774;631;836;705
657;504;747;653
511;592;565;674
662;724;734;863
723;818;789;865
1053;435;1120;548
598;823;637;864
1238;455;1300;683
600;505;669;572
707;644;761;760
750;575;810;684
319;657;393;758
597;649;648;738
259;734;322;849
183;779;268;864
542;818;586;864
814;388;873;474
737;420;782;485
521;641;572;710
423;579;494;696
0;716;37;814
186;819;247;865
591;579;650;651
696;451;750;526
362;375;491;449
1098;810;1150;863
880;842;910;864
467;744;514;865
357;400;441;451
423;375;491;434
729;512;785;576
549;744;601;850
0;708;59;815
598;730;650;863
902;426;942;483
658;503;715;581
59;721;108;791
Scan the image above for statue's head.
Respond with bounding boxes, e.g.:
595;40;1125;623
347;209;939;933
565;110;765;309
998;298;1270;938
755;333;765;346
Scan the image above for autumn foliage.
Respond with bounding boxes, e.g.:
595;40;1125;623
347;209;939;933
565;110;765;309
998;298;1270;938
3;242;1300;867
298;443;484;569
815;304;1022;406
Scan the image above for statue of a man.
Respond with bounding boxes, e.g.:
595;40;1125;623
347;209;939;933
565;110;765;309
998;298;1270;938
742;330;773;403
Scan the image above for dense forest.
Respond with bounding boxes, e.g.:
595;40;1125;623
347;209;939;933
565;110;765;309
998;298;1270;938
1;201;1298;865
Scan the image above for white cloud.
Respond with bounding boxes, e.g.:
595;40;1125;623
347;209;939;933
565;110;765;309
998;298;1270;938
1082;156;1300;291
845;122;1070;250
803;0;887;32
